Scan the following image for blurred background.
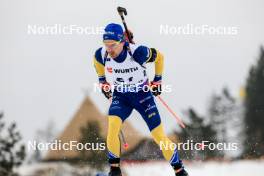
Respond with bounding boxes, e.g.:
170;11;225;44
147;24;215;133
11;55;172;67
0;0;263;175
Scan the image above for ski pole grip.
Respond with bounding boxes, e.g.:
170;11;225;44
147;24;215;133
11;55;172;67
117;6;127;16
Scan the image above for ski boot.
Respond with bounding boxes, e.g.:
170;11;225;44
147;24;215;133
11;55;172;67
108;166;122;176
175;168;189;176
173;160;189;176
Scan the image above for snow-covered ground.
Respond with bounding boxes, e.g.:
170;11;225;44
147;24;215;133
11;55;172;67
124;160;264;176
17;160;264;176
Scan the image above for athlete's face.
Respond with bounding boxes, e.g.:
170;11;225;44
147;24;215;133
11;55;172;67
103;40;124;58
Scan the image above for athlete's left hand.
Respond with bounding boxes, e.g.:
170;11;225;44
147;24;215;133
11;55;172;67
150;81;162;96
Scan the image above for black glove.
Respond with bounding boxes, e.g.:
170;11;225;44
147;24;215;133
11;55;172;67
100;82;112;99
150;81;162;96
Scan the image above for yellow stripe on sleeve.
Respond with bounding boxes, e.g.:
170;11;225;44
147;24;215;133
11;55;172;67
93;56;105;77
155;51;164;76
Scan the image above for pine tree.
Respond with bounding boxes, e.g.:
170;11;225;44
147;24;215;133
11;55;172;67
176;108;218;160
208;88;244;158
243;47;264;158
79;121;107;170
207;89;234;145
31;119;57;162
0;112;26;175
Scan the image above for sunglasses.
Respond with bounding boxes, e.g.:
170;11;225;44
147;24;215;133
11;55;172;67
103;41;121;49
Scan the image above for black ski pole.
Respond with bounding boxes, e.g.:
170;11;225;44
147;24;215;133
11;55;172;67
117;6;133;44
116;6;132;150
120;130;129;149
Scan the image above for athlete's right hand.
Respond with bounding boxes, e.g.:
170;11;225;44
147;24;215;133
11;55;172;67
100;82;112;99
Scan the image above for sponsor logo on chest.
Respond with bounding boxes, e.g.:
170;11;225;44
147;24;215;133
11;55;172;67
113;67;139;74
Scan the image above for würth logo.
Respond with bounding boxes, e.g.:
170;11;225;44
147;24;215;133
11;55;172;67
107;67;113;73
114;67;139;73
